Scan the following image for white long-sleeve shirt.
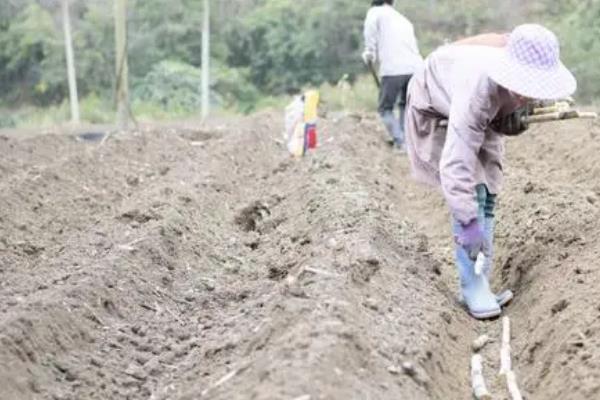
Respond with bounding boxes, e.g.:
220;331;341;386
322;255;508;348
363;4;423;77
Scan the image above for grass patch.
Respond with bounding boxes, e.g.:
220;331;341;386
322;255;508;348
2;74;379;130
318;74;378;113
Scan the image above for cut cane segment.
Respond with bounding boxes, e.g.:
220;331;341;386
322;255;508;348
471;354;492;400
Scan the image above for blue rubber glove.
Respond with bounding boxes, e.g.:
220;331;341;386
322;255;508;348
455;219;487;260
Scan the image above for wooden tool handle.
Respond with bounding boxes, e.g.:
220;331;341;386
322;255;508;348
437;110;596;128
525;110;598;124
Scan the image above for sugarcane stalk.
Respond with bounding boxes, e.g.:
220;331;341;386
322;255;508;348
531;101;571;115
471;354;492;400
499;317;525;400
499;316;512;375
437;106;596;128
525;109;597;124
506;370;524;400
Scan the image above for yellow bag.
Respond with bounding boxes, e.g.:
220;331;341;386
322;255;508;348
283;90;320;157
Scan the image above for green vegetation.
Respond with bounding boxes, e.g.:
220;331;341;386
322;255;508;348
0;0;597;127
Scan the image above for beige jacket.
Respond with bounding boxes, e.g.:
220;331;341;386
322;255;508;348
405;44;523;224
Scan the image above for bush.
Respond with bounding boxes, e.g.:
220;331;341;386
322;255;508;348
80;93;114;123
225;0;365;95
212;63;263;114
9;102;69;128
0;111;17;128
133;59;266;116
133;60;202;114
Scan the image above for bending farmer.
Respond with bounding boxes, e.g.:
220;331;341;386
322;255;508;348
405;24;576;319
363;0;423;150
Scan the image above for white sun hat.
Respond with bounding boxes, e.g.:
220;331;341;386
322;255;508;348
488;24;577;100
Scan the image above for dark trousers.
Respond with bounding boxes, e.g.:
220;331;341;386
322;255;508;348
378;74;412;144
378;75;412;113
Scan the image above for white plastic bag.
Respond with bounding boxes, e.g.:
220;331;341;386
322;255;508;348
283;96;305;157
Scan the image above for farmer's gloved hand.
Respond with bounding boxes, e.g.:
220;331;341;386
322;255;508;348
455;219;487;260
362;51;375;65
493;107;529;136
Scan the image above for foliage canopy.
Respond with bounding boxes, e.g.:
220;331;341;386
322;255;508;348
0;0;597;122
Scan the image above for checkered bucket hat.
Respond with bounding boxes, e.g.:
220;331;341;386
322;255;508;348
488;24;576;100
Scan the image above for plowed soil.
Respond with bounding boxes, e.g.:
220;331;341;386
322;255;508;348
1;112;599;400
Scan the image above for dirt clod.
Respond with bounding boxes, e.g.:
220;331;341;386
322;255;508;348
551;299;570;315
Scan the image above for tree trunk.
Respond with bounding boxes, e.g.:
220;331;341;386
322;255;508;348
201;0;210;120
62;0;79;124
114;0;129;130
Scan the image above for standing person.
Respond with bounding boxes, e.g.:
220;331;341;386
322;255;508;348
362;0;423;150
405;24;576;319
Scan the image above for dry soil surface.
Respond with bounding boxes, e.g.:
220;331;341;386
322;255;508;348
1;112;599;400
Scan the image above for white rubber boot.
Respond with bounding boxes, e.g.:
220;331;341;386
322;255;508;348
483;217;513;307
453;220;501;320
